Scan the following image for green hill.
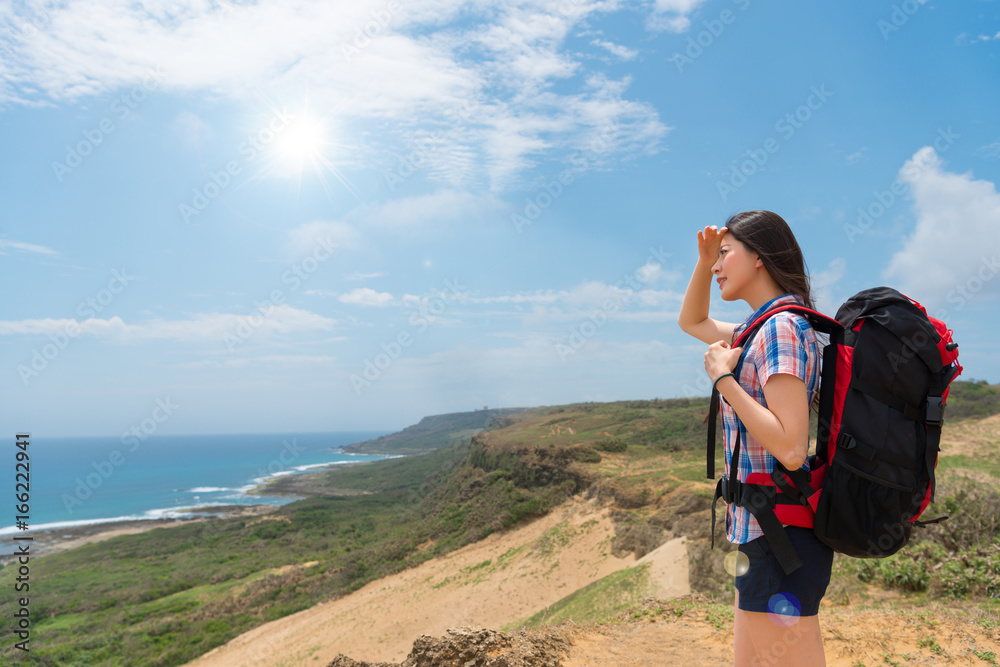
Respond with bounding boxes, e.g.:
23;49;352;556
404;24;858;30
341;407;528;455
2;381;997;665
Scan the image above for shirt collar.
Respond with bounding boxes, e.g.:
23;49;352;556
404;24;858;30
739;293;804;330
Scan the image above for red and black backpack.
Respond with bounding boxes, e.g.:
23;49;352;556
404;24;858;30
707;286;963;574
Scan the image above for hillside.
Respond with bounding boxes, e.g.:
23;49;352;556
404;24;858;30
342;408;529;455
2;381;997;665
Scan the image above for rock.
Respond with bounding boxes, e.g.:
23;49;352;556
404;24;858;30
326;626;571;667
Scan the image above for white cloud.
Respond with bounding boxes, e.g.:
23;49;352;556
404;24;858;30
590;39;638;61
883;147;1000;310
811;257;847;316
338;288;396;307
176;354;338;369
647;0;711;32
368;190;502;228
0;239;59;255
0;305;336;343
0;0;667;191
979;141;1000;159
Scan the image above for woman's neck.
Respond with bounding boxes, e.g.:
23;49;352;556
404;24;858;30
744;275;784;312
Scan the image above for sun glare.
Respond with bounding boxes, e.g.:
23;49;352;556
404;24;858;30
246;99;364;202
274;114;329;168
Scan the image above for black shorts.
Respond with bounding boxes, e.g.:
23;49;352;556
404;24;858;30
735;526;833;617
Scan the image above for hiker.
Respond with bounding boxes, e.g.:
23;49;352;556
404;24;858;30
678;210;831;666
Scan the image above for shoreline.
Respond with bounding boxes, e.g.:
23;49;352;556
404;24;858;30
2;504;280;563
3;457;389;564
4;461;381;563
250;461;373;497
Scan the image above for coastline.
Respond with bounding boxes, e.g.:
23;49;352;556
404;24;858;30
3;504;279;564
250;461;373;497
7;461;377;563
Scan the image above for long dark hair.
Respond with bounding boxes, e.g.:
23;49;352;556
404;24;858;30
725;210;813;310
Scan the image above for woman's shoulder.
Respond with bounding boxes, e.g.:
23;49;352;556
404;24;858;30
751;310;816;348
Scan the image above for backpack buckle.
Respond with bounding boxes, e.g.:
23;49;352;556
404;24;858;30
926;395;944;425
719;476;743;505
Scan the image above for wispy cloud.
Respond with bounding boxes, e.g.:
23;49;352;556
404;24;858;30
338;288;396;307
591;38;638;61
0;0;668;191
647;0;712;32
0;239;59;255
0;305;337;343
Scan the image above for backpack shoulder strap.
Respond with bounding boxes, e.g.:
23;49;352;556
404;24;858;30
705;304;841;479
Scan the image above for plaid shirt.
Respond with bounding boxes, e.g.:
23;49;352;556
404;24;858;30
721;294;821;544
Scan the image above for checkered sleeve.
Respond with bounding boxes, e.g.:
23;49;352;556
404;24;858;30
751;313;809;389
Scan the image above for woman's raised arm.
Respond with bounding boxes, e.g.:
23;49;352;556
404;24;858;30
678;226;739;345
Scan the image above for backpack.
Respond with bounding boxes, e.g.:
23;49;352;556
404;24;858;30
706;286;963;574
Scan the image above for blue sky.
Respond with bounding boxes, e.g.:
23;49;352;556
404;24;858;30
1;0;998;437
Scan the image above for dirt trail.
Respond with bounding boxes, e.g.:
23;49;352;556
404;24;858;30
188;497;689;667
558;601;1000;666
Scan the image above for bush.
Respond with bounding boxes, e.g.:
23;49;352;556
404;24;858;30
595;438;628;453
573;447;602;463
843;476;1000;599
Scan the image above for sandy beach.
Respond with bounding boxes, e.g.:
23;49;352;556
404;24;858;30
4;503;281;564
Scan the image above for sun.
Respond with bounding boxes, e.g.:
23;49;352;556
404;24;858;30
273;114;329;171
261;106;361;200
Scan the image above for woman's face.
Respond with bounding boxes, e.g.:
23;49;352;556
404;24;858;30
712;235;760;302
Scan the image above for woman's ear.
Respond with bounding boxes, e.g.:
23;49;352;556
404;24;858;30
754;254;764;268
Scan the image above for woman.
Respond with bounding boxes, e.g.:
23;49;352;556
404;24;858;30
677;210;832;666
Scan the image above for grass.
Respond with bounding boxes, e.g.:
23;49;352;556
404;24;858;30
1;382;996;665
0;439;576;665
514;563;654;628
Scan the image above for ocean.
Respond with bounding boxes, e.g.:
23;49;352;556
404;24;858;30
1;431;389;534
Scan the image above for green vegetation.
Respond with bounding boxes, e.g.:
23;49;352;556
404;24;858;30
342;408;527;455
0;439;576;665
837;474;1000;599
515;564;653;628
945;380;1000;421
1;381;996;665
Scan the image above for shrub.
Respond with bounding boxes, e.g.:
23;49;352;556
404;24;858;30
595;438;627;453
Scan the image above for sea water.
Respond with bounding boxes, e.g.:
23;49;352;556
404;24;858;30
0;431;389;534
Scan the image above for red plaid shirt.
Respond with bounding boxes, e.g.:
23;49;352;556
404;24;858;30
721;294;821;544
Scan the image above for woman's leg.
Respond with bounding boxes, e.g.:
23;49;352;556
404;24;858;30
740;606;826;667
733;590;759;666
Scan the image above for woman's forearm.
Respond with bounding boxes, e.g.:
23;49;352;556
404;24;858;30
714;375;809;470
678;261;714;333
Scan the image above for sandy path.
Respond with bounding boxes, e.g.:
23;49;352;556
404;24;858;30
188;497;690;667
559;602;1000;666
